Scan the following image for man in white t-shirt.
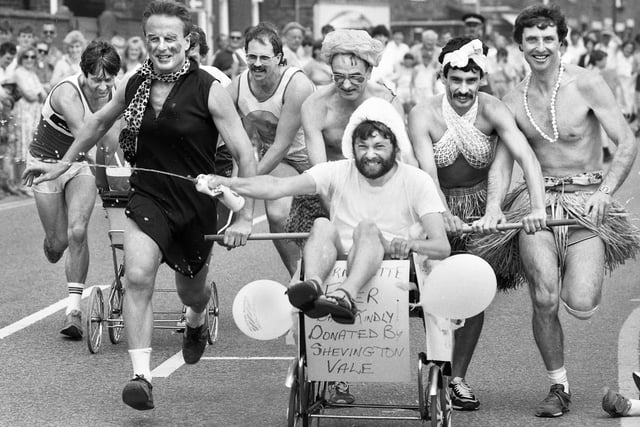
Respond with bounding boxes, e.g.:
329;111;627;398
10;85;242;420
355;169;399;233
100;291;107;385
201;98;450;324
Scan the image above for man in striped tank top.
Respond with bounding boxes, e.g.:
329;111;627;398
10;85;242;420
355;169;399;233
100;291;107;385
228;22;315;276
26;40;121;340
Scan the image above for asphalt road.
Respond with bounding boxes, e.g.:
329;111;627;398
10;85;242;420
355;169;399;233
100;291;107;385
1;157;640;426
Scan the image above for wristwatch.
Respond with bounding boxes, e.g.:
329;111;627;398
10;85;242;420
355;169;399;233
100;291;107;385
598;184;611;195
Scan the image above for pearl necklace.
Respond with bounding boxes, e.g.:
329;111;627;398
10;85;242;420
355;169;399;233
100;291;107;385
523;62;564;143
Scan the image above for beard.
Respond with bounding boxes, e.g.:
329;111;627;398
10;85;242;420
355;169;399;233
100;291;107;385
355;153;396;179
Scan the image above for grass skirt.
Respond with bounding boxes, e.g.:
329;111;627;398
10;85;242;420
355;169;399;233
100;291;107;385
468;182;640;290
284;194;328;247
443;180;487;252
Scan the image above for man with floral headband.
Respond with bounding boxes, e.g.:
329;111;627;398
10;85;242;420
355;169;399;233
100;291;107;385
408;36;547;411
23;0;257;410
471;4;639;417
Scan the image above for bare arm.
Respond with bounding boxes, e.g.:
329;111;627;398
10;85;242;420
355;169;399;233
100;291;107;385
408;102;464;235
387;212;451;260
257;72;314;174
209;81;257;224
301;94;328;165
583;72;638;193
25;76;129;184
206;172;317;201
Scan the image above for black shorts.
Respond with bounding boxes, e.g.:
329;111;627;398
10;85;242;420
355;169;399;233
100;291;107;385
126;192;215;278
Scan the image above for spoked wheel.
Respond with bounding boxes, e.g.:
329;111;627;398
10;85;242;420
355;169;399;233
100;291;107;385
417;352;428;420
107;277;124;344
287;359;302;427
86;286;104;354
427;364;452;427
207;280;219;344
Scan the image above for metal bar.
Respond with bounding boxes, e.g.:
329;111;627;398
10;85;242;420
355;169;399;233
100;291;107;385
311;414;421;421
204;219;579;242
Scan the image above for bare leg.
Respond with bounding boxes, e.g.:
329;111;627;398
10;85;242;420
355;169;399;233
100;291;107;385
63;175;96;284
175;261;211;325
337;220;385;297
34;191;69;255
302;218;341;284
123;219;162;350
520;230;564;371
452;311;484;379
265;162;301;276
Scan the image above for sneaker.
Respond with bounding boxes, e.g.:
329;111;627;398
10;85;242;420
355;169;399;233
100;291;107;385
182;323;208;364
60;310;83;339
122;375;154;410
328;381;355;404
602;387;631;417
450;378;480;410
535;384;571;417
43;238;64;264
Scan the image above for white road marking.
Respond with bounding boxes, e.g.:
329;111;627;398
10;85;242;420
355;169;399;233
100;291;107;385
0;199;34;212
619;305;640;426
0;285;109;339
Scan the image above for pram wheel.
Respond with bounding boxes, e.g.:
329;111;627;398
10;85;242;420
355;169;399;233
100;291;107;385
86;287;104;354
107;277;124;344
207;280;219;344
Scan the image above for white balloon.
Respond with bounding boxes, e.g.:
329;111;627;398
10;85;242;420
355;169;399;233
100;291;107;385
232;280;294;340
420;254;497;319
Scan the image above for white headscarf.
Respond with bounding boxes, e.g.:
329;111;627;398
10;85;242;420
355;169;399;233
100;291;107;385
341;97;413;162
441;39;487;73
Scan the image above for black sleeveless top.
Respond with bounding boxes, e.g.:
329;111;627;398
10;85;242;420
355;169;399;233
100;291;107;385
124;60;221;277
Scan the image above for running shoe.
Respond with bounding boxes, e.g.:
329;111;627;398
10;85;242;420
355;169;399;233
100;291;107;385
535;384;571;417
602;387;631;417
43;238;64;264
122;375;154;410
328;381;355;404
60;310;83;339
182;323;208;364
449;378;480;410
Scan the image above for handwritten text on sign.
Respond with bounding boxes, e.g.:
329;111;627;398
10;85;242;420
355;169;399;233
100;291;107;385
305;260;410;382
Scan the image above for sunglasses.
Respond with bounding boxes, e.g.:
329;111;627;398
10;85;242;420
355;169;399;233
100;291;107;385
23;54;36;59
38;49;48;54
230;35;242;40
43;30;55;35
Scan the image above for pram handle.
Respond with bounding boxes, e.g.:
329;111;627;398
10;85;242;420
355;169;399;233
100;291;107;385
203;219;578;241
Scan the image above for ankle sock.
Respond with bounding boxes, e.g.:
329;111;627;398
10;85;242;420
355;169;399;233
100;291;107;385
547;367;569;393
129;347;152;381
66;283;84;314
185;307;206;328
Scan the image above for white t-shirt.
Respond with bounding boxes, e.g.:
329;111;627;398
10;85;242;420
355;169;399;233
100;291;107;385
305;159;445;251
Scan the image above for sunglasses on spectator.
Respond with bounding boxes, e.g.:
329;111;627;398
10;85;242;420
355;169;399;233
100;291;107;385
43;30;55;34
23;55;36;59
230;35;242;40
38;49;48;54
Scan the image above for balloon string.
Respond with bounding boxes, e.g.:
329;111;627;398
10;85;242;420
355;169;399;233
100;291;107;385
42;159;197;183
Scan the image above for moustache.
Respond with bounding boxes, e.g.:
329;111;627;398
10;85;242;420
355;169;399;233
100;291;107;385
250;66;266;73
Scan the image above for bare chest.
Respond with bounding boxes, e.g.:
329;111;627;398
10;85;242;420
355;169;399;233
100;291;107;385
148;82;175;117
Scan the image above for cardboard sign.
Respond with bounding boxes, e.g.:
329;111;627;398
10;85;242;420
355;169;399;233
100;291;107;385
305;260;411;383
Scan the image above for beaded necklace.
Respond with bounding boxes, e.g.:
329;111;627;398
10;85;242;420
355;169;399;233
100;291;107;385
523;62;564;143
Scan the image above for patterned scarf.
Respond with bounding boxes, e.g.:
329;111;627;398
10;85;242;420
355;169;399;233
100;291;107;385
119;58;191;164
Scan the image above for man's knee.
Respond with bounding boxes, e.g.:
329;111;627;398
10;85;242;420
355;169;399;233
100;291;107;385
562;301;600;320
125;264;156;292
67;221;88;246
265;198;291;224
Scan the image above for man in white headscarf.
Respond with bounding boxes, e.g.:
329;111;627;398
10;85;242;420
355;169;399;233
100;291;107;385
201;97;450;323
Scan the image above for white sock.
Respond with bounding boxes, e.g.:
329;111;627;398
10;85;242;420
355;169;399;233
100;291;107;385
185;307;206;328
547;367;569;393
129;347;152;381
66;282;84;314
